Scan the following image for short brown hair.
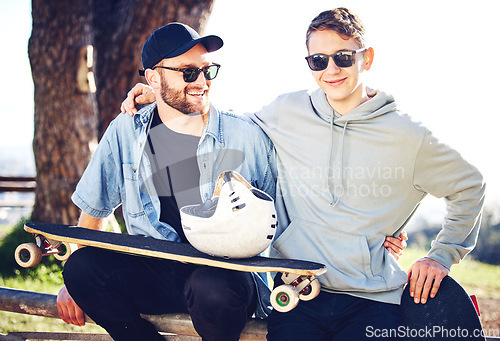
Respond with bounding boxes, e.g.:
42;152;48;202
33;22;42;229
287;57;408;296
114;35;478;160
306;8;366;48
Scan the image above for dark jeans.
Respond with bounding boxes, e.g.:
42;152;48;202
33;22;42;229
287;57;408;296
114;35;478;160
267;274;401;341
63;247;257;341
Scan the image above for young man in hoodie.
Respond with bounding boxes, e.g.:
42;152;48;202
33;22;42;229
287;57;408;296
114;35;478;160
121;8;481;339
255;8;484;340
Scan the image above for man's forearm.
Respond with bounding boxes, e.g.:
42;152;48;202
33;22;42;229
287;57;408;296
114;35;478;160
74;212;107;249
77;211;107;230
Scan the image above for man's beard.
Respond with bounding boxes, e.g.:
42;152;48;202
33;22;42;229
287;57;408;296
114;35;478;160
159;75;209;116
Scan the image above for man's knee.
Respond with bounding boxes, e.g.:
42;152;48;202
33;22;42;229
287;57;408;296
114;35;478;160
63;247;108;291
185;268;256;341
184;267;255;310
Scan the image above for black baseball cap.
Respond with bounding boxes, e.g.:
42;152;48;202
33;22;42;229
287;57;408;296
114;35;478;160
139;22;223;76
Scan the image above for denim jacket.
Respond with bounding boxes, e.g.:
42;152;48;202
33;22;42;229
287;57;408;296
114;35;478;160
72;103;277;318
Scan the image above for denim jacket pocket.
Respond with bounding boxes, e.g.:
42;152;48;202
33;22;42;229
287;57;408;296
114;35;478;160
122;164;146;217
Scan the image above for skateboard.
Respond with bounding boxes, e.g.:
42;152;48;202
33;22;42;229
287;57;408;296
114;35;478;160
400;276;485;341
16;222;327;312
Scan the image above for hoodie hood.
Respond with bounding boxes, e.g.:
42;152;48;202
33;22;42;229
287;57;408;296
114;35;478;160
310;87;398;206
310;87;398;124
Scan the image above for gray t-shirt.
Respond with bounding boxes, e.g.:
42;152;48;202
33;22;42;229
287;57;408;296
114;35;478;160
145;109;201;242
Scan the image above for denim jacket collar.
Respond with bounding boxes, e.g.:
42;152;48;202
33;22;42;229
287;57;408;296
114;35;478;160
134;103;155;131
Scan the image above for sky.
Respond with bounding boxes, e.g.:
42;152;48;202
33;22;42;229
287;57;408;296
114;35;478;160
1;0;499;220
0;1;33;153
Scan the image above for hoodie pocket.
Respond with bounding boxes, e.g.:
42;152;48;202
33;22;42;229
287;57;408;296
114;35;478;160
272;218;388;292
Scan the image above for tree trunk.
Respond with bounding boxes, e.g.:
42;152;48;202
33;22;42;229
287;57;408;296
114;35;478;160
29;0;98;224
29;0;215;224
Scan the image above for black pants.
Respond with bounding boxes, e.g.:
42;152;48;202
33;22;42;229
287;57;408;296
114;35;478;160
267;274;401;341
63;247;257;341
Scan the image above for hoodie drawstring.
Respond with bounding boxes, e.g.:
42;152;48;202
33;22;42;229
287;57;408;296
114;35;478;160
328;119;347;207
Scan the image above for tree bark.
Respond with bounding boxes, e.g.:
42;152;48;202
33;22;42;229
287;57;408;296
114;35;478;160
29;0;98;224
29;0;215;224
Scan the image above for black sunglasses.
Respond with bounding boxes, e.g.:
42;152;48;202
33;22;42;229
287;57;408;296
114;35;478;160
305;48;366;71
153;63;221;83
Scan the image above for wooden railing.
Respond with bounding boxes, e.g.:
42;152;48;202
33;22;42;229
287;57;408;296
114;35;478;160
1;286;499;341
0;287;267;340
0;177;36;193
0;176;35;210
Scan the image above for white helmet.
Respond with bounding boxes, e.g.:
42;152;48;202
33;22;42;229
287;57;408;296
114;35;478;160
180;171;277;258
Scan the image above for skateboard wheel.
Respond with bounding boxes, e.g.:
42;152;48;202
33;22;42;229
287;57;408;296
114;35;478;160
54;242;72;261
15;243;42;268
271;284;299;313
299;278;321;301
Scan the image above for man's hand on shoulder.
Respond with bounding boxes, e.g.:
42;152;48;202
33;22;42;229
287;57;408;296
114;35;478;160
120;83;155;116
57;285;86;326
407;257;450;304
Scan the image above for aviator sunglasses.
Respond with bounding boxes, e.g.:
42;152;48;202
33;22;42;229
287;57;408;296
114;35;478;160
153;63;221;83
305;48;366;71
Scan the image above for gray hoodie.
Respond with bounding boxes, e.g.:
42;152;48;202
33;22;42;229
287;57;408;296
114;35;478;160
251;88;485;304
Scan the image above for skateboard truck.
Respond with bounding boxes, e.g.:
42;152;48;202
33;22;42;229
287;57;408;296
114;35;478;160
15;235;72;268
271;273;321;312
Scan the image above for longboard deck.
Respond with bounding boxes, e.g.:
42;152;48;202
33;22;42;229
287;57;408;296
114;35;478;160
24;222;326;277
400;276;485;341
